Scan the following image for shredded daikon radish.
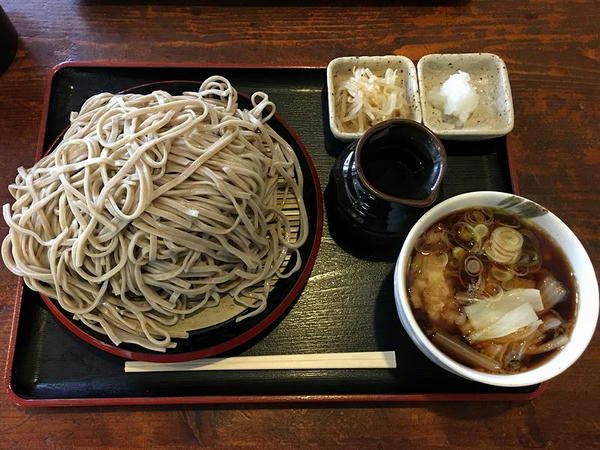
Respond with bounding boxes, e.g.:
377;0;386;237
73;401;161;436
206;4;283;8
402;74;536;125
334;67;409;133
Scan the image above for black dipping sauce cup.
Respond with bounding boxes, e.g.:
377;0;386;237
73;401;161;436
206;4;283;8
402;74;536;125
329;119;446;244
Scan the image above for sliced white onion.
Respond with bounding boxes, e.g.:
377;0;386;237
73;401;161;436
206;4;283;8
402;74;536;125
540;275;568;310
431;331;501;372
467;303;540;343
489;318;543;344
465;288;543;332
527;334;569;355
541;316;563;331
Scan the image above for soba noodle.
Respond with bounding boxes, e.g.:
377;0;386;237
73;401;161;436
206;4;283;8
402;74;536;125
1;76;309;352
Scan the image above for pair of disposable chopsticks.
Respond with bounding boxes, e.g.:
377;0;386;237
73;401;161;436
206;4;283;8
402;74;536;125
124;351;396;373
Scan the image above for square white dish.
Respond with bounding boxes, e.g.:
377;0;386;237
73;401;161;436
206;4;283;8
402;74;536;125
417;53;514;140
327;55;421;141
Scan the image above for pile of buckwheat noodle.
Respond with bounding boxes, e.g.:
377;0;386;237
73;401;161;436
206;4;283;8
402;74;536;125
1;76;308;352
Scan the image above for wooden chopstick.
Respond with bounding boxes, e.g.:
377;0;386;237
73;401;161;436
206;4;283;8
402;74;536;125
124;351;396;373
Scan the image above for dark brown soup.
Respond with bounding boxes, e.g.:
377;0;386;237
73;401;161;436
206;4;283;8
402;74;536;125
407;207;577;374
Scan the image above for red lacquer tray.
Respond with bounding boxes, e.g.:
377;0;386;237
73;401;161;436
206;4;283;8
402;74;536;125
4;62;543;406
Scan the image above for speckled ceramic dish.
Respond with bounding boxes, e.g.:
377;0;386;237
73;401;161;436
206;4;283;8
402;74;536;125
417;53;514;140
327;55;422;141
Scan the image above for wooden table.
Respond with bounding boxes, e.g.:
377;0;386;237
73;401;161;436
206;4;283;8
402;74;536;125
1;0;598;447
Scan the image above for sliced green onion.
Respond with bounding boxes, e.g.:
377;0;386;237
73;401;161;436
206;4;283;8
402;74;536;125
459;227;473;241
464;255;483;275
464;209;494;225
452;246;466;261
484;226;524;265
490;265;515;282
473;223;489;239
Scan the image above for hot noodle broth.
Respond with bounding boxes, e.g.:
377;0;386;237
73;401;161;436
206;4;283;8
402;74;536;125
407;207;577;374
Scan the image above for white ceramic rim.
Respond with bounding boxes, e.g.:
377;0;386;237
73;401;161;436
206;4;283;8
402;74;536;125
417;53;515;138
326;55;421;141
393;191;599;387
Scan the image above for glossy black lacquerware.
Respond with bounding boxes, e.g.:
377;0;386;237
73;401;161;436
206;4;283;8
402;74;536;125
330;120;445;245
6;64;539;406
0;7;17;75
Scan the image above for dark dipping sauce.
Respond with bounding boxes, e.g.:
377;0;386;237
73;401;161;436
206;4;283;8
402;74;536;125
356;121;443;202
360;143;431;199
407;207;578;374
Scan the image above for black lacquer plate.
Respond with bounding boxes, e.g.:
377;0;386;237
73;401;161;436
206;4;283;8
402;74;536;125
35;79;323;363
5;63;541;406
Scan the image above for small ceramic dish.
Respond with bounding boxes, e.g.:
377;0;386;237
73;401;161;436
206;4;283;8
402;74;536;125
417;53;514;140
327;55;421;141
393;191;599;387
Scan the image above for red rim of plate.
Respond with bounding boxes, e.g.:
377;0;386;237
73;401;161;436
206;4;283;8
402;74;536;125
37;80;324;362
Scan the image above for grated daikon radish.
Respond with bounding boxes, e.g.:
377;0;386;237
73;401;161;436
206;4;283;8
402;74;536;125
334;66;409;133
430;70;479;124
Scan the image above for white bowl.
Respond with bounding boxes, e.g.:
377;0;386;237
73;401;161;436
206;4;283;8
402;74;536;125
393;191;598;387
327;55;421;141
417;53;514;140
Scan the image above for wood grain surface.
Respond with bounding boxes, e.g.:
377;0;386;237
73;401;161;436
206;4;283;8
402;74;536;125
0;0;599;448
